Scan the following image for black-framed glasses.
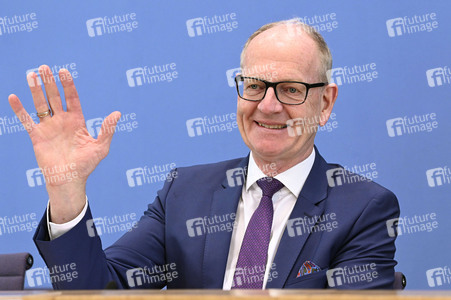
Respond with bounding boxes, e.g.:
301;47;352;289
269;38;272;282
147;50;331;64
235;75;327;105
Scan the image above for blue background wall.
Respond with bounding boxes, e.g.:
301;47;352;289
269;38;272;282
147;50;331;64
0;0;450;290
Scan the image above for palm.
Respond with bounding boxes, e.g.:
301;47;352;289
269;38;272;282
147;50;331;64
31;113;98;183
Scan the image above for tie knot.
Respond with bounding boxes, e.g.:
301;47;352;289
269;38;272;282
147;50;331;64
257;177;284;198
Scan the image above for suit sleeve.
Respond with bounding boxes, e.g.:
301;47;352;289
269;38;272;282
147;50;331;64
33;170;176;290
329;189;400;289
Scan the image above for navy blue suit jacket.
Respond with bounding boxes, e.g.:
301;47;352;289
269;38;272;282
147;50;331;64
34;147;399;289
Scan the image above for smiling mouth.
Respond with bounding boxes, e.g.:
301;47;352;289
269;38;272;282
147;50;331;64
256;121;288;129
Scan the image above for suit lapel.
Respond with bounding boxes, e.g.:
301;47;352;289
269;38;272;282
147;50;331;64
202;157;249;288
267;147;329;288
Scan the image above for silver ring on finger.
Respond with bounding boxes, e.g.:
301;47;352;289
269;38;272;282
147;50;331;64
37;109;52;118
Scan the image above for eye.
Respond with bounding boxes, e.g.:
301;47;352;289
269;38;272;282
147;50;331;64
281;86;300;94
244;82;264;92
288;87;299;94
279;83;306;96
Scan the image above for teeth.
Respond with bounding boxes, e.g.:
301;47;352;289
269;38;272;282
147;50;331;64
257;122;287;129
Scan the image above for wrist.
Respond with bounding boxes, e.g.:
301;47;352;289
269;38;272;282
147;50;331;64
47;182;87;224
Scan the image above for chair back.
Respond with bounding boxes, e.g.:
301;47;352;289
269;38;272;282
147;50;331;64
0;252;33;290
394;271;406;290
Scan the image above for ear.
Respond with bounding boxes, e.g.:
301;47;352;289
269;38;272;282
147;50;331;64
319;83;338;126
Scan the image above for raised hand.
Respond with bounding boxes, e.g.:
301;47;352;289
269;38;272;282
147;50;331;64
8;65;121;223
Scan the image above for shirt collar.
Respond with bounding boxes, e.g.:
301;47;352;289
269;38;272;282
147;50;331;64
246;149;316;198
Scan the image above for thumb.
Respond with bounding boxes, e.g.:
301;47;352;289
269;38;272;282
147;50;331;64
97;111;121;146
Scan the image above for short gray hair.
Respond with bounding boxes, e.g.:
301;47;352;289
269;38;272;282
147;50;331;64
240;18;332;82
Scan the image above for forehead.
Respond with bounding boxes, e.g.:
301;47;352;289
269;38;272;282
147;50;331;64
243;25;320;81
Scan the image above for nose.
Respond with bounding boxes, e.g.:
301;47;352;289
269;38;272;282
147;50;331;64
257;87;284;114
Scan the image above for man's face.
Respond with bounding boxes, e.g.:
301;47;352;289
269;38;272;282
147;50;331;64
237;25;336;171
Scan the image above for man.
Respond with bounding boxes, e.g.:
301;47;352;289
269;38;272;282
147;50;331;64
8;19;399;289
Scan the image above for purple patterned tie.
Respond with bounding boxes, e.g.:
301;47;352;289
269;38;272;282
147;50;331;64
232;177;284;289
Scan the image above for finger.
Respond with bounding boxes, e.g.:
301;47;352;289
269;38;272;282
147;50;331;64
27;71;51;122
60;69;82;114
97;112;121;146
39;65;63;114
8;94;37;134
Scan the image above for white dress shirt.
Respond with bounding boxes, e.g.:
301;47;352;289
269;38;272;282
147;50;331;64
47;149;315;289
47;197;89;240
222;150;315;289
